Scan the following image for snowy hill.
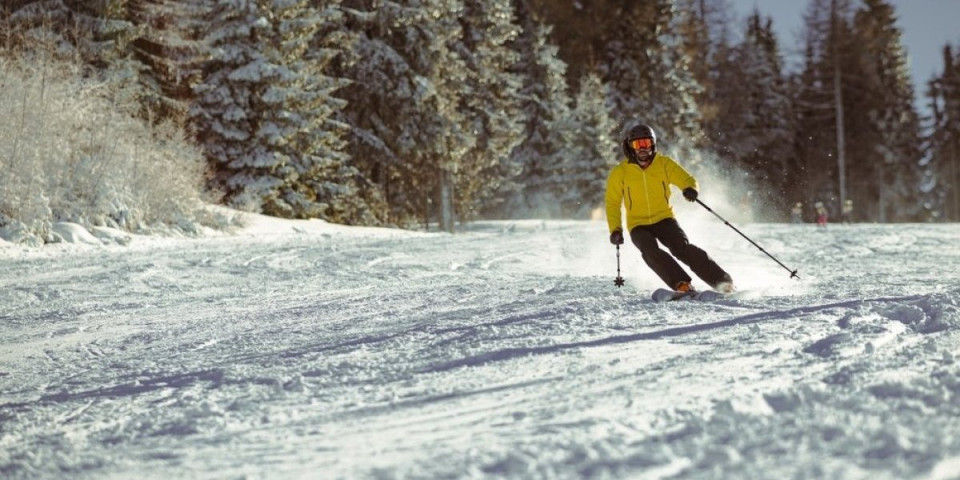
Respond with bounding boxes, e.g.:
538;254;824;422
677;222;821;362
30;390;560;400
1;211;959;479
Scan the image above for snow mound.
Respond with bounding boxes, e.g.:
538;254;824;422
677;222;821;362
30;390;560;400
50;222;101;245
235;210;432;240
878;293;960;334
90;226;132;246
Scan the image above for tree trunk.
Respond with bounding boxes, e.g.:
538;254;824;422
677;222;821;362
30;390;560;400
945;141;960;222
877;161;887;223
439;168;455;233
831;0;847;217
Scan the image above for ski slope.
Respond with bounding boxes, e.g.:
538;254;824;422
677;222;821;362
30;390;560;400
1;208;959;479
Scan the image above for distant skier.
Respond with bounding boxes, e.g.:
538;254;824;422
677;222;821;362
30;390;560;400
815;201;828;228
842;199;853;223
791;202;804;223
605;122;734;294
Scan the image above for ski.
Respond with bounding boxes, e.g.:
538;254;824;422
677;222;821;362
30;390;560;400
651;288;725;302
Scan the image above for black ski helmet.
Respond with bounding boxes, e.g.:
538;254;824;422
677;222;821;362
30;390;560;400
622;122;657;160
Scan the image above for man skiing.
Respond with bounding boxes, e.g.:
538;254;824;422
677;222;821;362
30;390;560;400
605;122;735;294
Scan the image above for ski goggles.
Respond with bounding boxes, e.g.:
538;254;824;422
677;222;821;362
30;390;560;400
629;138;654;150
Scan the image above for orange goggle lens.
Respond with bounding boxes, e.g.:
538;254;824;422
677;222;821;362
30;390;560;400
629;138;654;150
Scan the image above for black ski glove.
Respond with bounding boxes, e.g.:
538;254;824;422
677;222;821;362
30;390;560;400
609;229;624;245
683;187;698;202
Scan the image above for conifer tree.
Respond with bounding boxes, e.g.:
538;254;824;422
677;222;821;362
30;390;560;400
2;0;136;63
702;30;738;154
523;0;618;89
601;0;702;163
925;45;960;221
2;0;152;113
451;0;526;223
850;0;923;221
675;0;735;151
191;0;353;219
499;6;573;218
125;0;215;126
712;11;795;218
548;72;616;217
793;0;856;219
335;0;472;229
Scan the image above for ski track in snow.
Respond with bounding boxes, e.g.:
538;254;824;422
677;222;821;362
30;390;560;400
1;217;959;479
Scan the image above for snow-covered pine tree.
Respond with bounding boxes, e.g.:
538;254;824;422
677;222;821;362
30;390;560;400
675;0;735;151
335;0;472;229
192;0;278;211
450;0;526;224
3;0;136;64
547;72;616;217
126;0;215;126
191;0;352;219
601;0;702;164
675;0;711;102
5;0;216;128
2;0;154;119
503;13;574;219
521;0;612;91
332;1;408;226
303;0;373;225
850;0;923;222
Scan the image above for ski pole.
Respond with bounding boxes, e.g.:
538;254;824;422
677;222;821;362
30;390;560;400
614;244;625;287
695;199;800;279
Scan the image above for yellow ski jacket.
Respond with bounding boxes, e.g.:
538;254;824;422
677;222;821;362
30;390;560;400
605;153;698;233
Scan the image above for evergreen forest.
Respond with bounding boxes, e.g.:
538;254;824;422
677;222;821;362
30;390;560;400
2;0;959;233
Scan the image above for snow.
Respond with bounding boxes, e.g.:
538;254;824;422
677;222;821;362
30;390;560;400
1;208;959;479
50;222;102;246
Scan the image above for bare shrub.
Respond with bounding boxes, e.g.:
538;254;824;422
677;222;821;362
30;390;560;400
0;49;225;244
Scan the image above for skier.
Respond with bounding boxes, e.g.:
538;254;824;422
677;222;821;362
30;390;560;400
815;201;828;228
605;122;735;294
791;202;804;223
841;199;853;223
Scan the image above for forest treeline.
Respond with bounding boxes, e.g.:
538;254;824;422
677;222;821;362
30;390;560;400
2;0;958;230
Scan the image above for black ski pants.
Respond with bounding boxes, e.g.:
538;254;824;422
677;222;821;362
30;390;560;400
629;218;731;290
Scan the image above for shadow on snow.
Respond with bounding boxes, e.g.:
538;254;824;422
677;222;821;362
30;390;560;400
420;294;929;374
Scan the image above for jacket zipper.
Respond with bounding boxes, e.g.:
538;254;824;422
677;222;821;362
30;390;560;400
642;169;651;218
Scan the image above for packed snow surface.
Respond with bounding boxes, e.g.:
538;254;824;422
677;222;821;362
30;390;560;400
1;209;959;479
